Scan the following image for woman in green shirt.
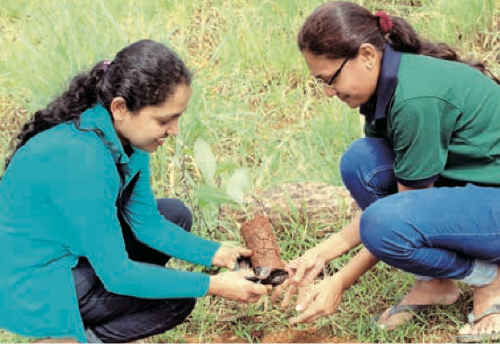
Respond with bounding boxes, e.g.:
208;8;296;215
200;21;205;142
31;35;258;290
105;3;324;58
282;1;500;342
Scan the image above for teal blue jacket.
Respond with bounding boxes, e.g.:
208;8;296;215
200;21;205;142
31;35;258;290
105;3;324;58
0;105;221;342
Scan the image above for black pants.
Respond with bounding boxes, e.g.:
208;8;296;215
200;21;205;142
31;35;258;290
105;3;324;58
72;199;196;343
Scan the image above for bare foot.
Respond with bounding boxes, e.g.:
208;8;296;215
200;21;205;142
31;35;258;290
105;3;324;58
458;267;500;340
377;279;461;330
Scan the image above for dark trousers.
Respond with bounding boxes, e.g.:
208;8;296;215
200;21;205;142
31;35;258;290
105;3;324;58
72;199;196;343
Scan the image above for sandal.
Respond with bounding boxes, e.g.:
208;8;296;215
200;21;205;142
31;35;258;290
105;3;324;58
457;304;500;343
371;302;433;329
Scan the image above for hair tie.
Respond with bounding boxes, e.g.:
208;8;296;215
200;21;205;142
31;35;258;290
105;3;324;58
375;10;392;34
103;60;111;73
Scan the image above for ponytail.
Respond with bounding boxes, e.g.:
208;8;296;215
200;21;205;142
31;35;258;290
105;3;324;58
5;62;107;168
5;39;193;170
298;1;499;84
387;15;500;84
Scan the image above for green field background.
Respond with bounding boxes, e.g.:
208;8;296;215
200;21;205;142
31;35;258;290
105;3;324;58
0;0;499;342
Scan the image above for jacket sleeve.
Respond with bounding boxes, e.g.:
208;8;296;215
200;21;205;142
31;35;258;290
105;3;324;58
43;143;211;298
122;153;220;267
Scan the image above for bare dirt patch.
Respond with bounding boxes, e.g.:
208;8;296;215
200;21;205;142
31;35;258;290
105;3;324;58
260;328;359;343
184;327;361;343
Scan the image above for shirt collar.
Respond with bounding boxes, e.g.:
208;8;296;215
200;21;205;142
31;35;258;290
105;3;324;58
79;104;133;165
359;45;401;123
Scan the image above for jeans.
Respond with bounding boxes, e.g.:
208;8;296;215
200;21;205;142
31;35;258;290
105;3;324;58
340;138;500;286
72;198;196;343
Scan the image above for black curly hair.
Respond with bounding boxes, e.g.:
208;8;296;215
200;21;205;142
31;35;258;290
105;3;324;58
5;39;192;169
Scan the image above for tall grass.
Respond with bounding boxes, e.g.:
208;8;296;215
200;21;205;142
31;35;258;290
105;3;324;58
0;0;499;342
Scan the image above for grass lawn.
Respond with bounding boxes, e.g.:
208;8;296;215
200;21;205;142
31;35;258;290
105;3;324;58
1;0;500;342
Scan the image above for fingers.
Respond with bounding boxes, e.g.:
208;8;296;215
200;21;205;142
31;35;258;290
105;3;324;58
240;283;271;303
296;286;309;309
286;259;299;275
290;260;307;285
247;295;261;303
237;269;254;278
290;254;319;285
280;283;297;309
289;289;320;325
301;260;324;286
289;307;321;325
248;287;271;303
227;248;252;270
270;279;289;304
251;282;271;296
238;247;253;257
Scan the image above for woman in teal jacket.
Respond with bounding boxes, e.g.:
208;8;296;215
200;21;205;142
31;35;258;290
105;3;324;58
0;39;268;343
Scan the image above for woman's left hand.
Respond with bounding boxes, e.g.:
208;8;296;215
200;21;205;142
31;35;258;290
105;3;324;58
212;246;252;270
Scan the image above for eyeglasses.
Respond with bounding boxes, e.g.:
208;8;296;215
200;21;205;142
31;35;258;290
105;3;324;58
317;56;350;89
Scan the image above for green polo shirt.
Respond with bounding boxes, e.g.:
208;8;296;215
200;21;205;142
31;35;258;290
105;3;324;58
364;46;500;187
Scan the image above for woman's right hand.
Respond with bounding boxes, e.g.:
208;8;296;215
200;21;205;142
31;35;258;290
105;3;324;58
289;274;344;325
279;249;326;307
208;270;271;303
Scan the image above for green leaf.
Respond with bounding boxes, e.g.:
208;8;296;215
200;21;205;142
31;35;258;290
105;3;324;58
216;161;240;175
193;185;235;206
226;168;249;203
193;138;216;185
